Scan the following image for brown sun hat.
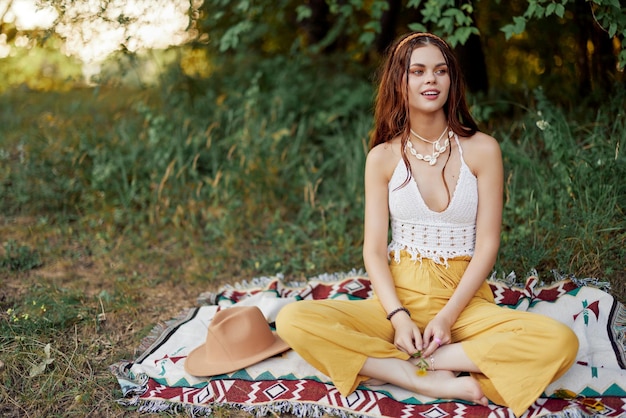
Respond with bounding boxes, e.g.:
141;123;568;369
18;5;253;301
184;305;290;376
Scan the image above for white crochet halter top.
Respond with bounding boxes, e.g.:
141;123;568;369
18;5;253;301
387;134;477;266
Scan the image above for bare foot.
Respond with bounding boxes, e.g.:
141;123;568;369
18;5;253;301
414;370;488;406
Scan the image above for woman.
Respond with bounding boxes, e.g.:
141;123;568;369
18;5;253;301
276;32;578;417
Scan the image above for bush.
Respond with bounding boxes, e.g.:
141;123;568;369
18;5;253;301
497;87;625;290
0;56;623;296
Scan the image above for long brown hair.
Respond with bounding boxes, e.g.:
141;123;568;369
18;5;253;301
369;32;478;191
370;32;478;145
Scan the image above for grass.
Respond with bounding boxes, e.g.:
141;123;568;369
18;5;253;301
0;56;624;416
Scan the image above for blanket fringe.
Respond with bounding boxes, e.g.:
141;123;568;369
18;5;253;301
117;396;383;418
116;396;215;417
115;397;598;418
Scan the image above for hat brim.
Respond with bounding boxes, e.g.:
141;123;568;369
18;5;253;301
184;331;290;376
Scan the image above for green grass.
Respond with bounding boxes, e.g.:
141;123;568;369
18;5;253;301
0;56;624;416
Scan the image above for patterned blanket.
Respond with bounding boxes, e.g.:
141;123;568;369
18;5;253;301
111;272;626;417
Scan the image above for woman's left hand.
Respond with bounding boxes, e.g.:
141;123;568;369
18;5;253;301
421;314;452;357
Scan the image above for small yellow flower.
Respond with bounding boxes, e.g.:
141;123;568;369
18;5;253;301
412;351;429;376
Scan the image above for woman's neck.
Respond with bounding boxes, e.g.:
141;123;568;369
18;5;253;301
408;112;448;140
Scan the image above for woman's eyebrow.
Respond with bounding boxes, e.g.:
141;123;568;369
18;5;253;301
409;62;447;68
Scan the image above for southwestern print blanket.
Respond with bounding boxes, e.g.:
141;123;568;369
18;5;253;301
111;272;626;417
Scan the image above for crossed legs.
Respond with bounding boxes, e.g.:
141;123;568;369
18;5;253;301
360;343;489;406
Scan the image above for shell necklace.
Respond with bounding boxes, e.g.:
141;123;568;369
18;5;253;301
406;126;451;166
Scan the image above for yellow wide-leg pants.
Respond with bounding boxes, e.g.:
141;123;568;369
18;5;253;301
276;254;578;417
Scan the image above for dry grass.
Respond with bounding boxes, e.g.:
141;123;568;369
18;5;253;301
0;216;262;417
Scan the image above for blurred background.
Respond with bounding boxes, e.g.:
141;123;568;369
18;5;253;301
1;0;625;293
1;0;625;298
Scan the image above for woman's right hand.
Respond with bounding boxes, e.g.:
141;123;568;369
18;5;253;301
391;314;423;355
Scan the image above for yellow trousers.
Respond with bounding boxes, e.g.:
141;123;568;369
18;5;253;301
276;254;578;417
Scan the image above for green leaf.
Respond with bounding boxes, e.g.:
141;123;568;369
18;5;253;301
525;1;537;18
236;0;250;12
555;4;565;18
461;3;474;13
439;16;453;32
339;4;353;16
535;4;546;18
618;49;626;70
371;0;390;17
364;21;381;32
408;22;428;32
296;5;312;21
219;21;253;52
512;16;527;34
454;26;479;45
358;32;376;46
500;16;526;41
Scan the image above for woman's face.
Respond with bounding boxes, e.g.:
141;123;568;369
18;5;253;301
406;43;450;115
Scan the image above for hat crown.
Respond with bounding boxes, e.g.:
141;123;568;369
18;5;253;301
185;305;290;376
206;307;276;361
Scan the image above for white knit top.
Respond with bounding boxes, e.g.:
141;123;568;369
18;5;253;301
387;135;477;266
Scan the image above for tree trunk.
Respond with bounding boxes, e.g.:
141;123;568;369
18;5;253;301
300;0;332;47
375;0;402;54
454;0;489;94
574;0;617;97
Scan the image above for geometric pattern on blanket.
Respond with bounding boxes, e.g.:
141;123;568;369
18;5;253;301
110;273;626;417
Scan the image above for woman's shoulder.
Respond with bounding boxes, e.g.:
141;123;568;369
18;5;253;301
460;130;499;149
367;138;402;165
366;138;403;180
458;131;502;174
459;131;500;155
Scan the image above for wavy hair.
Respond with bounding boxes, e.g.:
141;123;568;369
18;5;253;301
370;32;478;147
369;32;478;192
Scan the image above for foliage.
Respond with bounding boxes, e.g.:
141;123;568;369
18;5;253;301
0;54;373;276
0;0;620;109
191;0;626;69
0;278;147;417
497;87;626;282
2;284;90;335
0;57;624;289
501;0;626;68
0;240;42;271
186;0;626;104
197;0;298;53
0;37;83;92
405;0;479;46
